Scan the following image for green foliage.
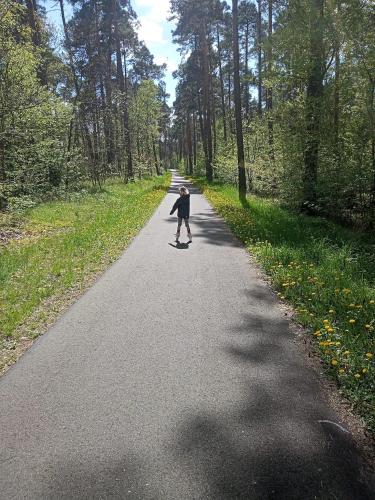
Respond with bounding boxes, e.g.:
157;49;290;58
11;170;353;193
0;2;80;207
193;176;375;432
129;80;163;176
0;0;169;209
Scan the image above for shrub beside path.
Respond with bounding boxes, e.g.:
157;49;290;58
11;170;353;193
0;171;373;499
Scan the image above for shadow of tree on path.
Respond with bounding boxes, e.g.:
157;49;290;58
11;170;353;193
170;295;374;499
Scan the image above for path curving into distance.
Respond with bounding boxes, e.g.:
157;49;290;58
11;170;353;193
0;171;373;499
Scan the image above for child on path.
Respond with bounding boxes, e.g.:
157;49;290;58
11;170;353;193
170;186;192;243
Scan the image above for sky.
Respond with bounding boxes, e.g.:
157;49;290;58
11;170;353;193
132;0;179;104
44;0;179;105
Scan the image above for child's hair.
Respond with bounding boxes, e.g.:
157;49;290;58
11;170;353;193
179;186;189;196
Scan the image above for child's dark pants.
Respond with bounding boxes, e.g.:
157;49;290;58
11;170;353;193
176;217;191;237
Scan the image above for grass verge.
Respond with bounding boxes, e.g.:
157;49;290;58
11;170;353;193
0;173;170;372
193;177;375;433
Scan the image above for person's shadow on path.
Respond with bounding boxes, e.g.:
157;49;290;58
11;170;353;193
168;242;190;250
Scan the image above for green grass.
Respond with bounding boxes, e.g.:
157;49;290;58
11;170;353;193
0;173;170;367
193;176;375;433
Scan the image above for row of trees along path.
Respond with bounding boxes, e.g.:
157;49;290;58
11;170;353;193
171;0;374;227
0;0;171;211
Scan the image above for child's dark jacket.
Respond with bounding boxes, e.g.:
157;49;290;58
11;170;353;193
170;194;190;218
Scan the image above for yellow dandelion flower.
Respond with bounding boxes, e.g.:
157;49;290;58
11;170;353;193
365;353;373;359
364;324;371;329
343;288;350;294
362;368;368;374
280;296;285;300
343;350;350;355
356;305;363;309
348;319;356;324
369;300;374;304
354;373;361;379
327;328;334;333
339;369;345;374
336;342;341;346
349;303;355;308
329;309;334;313
323;319;329;324
331;359;338;366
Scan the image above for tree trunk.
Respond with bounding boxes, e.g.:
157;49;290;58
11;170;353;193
58;0;96;180
333;0;341;166
370;81;375;212
216;25;227;142
267;0;274;161
257;0;262;117
232;0;249;200
122;51;134;180
186;114;193;175
227;52;234;134
152;141;160;175
25;0;47;85
302;0;324;206
244;19;250;119
94;0;113;167
192;111;197;168
209;46;217;163
114;2;133;180
197;90;207;162
200;27;213;181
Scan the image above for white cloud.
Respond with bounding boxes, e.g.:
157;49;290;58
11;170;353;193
134;0;171;23
138;17;166;45
154;55;178;73
134;0;175;45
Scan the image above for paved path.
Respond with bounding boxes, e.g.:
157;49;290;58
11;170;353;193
0;171;373;499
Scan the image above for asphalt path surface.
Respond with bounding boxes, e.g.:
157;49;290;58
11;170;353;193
0;171;373;499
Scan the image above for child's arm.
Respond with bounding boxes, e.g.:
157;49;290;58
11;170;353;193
170;198;179;215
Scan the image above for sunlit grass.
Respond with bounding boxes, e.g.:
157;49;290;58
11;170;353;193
0;174;170;354
194;177;375;432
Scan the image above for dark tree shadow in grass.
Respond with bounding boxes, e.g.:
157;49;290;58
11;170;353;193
240;192;250;209
217;201;375;285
